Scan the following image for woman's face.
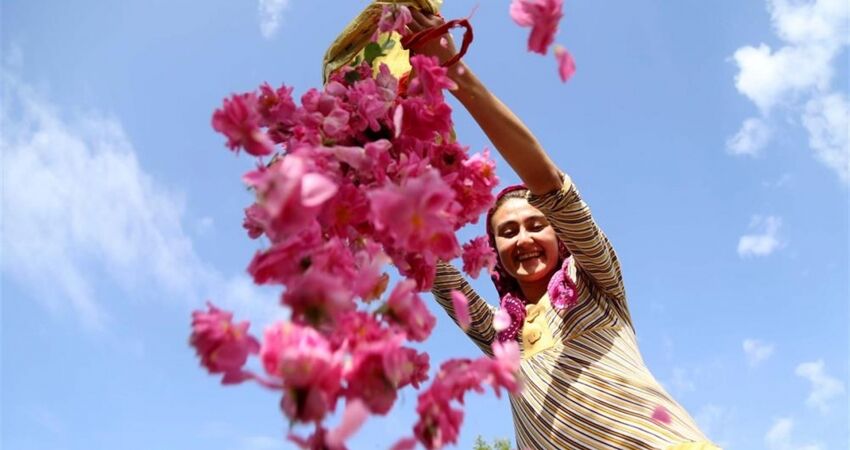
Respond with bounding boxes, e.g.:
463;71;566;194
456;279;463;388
490;198;559;284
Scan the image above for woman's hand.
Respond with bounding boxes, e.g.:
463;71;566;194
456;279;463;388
406;9;458;66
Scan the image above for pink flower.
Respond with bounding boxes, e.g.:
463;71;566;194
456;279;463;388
450;290;471;331
242;203;269;239
345;349;399;414
461;236;497;279
384;279;436;342
407;55;458;103
325;399;370;448
190;302;260;384
247;224;323;285
375;5;413;39
453;150;499;224
509;0;564;55
281;270;355;329
368;169;461;260
212;92;276;157
398;96;454;141
257;83;297;142
414;391;464;450
243;155;337;236
260;322;340;387
383;347;430;390
554;45;576;82
487;340;522;397
651;405;672;425
281;386;338;423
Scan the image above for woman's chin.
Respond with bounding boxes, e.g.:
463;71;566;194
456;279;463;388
514;260;554;281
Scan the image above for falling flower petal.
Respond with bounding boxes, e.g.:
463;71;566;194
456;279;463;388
326;399;370;448
451;290;471;330
554;45;576;82
493;308;512;332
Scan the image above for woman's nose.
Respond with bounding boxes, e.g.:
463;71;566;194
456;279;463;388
516;228;535;246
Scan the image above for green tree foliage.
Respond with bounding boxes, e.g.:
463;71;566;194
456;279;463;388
473;435;512;450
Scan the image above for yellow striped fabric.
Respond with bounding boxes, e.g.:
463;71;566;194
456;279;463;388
431;174;717;449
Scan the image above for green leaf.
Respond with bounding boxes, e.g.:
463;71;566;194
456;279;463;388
364;42;385;66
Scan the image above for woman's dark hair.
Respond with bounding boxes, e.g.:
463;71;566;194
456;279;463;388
485;185;577;343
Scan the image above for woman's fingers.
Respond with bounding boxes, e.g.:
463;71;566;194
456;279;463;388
410;8;443;29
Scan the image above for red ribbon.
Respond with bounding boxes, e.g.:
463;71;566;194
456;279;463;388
400;17;474;68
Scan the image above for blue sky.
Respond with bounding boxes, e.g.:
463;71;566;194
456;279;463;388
2;1;847;449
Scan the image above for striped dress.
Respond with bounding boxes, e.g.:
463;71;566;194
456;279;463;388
431;174;713;450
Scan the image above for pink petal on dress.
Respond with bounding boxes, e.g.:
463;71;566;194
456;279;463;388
651;405;672;424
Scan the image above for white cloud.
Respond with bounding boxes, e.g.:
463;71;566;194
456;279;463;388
737;215;783;258
795;360;846;413
258;0;290;39
802;92;850;182
743;338;775;367
1;71;280;330
729;0;849;182
732;43;833;113
764;417;822;450
727;117;772;156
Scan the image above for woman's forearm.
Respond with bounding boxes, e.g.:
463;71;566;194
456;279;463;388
448;62;563;195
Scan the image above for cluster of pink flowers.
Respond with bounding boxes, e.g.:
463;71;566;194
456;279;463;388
193;6;517;449
509;0;577;82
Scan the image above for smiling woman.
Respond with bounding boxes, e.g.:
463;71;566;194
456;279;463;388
410;9;724;450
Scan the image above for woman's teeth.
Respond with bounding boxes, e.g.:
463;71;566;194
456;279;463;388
517;251;543;262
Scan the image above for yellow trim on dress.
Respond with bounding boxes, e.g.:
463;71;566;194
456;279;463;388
521;294;555;359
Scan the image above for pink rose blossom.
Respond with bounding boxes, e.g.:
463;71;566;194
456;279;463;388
212;92;276;156
242;203;269;239
368;169;460;260
509;0;564;55
375;5;413;39
407;55;458;103
243;155;337;236
281;270;355;329
190;302;260;384
461;236;497;279
384;280;436;342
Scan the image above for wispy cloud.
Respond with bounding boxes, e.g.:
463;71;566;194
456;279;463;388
729;0;849;182
727;117;772;156
737;215;783;258
795;360;846;414
258;0;291;39
743;338;775;367
764;417;822;450
1;69;280;330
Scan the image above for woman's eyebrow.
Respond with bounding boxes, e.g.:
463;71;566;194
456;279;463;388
496;220;518;232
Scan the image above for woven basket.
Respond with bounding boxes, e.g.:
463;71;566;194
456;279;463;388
322;0;443;83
